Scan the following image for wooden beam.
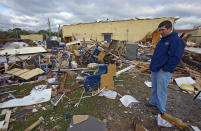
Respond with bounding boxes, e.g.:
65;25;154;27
2;110;11;131
25;117;44;131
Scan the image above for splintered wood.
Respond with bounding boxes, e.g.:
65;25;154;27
2;110;11;131
131;60;150;73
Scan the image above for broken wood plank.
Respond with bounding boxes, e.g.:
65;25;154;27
60;72;68;91
161;113;191;130
193;83;201;91
2;110;11;131
25;117;44;131
73;115;88;124
195;77;201;84
52;68;89;72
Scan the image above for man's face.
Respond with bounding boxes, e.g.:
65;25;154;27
158;26;172;37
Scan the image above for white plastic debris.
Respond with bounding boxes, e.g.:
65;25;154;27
46;78;56;84
42;107;47;110
0;88;52;108
34;85;47;90
76;75;84;81
175;77;196;87
32;108;38;113
0;121;4;129
38;75;47;81
116;65;135;77
144;81;152;88
71;61;78;68
52;85;59;89
87;63;98;68
191;126;200;131
1;109;8;115
120;95;139;107
99;89;117;99
157;114;174;127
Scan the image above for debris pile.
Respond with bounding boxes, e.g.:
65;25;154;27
0;36;200;130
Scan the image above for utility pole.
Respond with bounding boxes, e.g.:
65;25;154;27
48;18;51;37
13;24;15;38
13;24;18;39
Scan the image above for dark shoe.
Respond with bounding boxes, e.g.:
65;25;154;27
145;102;157;108
151;108;162;115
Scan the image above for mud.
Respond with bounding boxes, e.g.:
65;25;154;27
95;73;201;131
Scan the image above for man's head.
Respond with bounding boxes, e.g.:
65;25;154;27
158;20;172;37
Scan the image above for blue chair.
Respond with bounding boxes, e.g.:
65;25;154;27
90;48;100;62
84;64;108;92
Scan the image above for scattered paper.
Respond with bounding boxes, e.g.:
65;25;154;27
175;77;196;87
144;81;152;88
120;95;139;107
157;114;174;127
0;88;51;108
99;89;117;99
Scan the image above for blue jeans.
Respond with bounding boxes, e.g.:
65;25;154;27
149;71;172;113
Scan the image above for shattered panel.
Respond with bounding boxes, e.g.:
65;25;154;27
19;68;44;80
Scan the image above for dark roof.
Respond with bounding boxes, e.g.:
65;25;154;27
175;29;195;33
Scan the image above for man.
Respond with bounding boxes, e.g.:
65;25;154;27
148;20;185;114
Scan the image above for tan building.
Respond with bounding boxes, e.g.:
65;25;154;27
176;25;201;45
20;34;43;41
62;17;178;45
187;26;201;44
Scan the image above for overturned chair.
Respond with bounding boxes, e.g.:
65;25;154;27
84;64;116;94
90;48;106;62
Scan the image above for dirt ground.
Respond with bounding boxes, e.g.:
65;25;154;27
1;72;201;131
94;72;201;131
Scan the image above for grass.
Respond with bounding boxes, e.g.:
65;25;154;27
0;73;105;131
0;71;133;131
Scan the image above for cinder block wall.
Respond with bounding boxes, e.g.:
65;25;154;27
62;17;176;42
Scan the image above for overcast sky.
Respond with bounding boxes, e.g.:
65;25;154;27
0;0;201;31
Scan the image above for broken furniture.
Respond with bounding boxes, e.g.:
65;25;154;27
90;48;105;62
0;76;10;86
193;91;201;100
125;42;138;60
84;64;116;93
38;63;49;74
193;77;201;100
84;64;106;92
5;68;44;80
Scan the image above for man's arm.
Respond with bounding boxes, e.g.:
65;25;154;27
162;39;185;73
